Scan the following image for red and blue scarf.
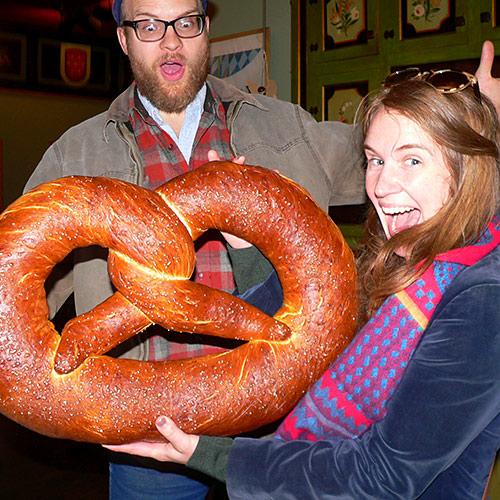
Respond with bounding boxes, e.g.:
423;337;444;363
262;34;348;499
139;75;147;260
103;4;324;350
276;216;500;442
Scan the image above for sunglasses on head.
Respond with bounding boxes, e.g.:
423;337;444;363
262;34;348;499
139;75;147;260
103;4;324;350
383;67;481;102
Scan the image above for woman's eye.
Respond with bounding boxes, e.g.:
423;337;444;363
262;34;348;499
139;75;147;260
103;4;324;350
405;158;421;166
367;158;384;167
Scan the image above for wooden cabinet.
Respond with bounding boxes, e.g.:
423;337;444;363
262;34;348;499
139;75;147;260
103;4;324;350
291;0;500;123
289;2;500;497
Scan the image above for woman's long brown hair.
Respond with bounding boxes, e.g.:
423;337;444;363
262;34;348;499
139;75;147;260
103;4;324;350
356;80;500;324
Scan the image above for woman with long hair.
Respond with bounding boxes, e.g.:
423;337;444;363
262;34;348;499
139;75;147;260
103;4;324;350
105;73;500;498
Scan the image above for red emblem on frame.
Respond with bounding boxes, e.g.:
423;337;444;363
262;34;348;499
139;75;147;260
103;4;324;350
60;43;91;87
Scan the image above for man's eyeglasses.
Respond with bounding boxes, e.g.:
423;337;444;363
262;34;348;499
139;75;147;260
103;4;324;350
383;68;481;102
122;15;206;42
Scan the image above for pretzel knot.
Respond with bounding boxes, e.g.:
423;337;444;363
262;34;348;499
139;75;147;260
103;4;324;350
0;162;358;444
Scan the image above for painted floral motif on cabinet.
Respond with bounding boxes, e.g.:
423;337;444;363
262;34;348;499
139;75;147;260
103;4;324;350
324;0;367;50
401;0;456;38
324;82;368;123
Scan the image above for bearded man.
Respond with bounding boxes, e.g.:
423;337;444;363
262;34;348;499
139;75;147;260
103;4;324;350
24;0;368;497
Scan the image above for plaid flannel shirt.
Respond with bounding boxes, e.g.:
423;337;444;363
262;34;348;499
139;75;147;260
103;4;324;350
129;85;236;361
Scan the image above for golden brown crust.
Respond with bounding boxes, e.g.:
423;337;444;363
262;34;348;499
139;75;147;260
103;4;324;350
0;162;357;443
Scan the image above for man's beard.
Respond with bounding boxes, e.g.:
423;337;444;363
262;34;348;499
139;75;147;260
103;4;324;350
129;42;210;114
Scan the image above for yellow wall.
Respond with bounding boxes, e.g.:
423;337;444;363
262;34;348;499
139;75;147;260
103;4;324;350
0;89;111;207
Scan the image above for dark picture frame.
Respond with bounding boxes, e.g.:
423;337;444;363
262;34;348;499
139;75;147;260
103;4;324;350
37;38;111;93
0;32;26;84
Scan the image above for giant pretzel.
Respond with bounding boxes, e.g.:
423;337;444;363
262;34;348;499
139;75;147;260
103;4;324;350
0;162;357;444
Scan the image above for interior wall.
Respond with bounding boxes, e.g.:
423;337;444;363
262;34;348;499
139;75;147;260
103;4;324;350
0;90;111;206
208;0;291;103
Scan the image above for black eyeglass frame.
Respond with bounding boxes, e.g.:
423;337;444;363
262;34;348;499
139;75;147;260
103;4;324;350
383;67;482;103
122;15;206;41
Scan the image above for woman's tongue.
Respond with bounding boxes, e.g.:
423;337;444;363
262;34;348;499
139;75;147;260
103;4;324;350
161;61;185;81
389;210;420;235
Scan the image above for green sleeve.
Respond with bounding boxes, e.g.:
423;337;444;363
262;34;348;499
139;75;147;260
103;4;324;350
186;435;234;483
227;245;273;294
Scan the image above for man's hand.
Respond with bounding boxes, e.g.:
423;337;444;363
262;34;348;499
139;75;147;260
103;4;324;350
476;41;500;116
207;149;246;165
103;416;199;464
207;149;253;248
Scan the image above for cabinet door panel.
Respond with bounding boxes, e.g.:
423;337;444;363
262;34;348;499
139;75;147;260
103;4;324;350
305;64;383;121
293;0;490;115
384;0;471;59
401;0;457;40
307;0;379;63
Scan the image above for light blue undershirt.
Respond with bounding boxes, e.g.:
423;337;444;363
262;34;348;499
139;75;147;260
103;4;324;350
137;84;207;163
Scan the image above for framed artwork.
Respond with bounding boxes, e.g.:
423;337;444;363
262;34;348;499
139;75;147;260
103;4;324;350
401;0;456;39
37;38;111;93
496;0;500;28
0;33;26;83
323;81;368;123
210;28;270;93
324;0;368;51
0;31;126;97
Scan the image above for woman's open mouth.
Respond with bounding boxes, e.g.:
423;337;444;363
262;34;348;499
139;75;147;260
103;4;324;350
382;206;420;236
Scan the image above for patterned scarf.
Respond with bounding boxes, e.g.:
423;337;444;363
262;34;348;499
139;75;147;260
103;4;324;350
276;215;500;442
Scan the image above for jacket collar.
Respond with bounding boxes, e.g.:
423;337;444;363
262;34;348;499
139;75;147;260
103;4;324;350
206;75;269;111
102;85;134;140
102;75;269;139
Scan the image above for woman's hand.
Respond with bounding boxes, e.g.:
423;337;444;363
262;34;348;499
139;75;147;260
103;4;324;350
103;416;199;464
476;41;500;117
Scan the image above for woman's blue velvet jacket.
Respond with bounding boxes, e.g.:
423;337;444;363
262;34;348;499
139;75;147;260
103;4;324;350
227;242;500;499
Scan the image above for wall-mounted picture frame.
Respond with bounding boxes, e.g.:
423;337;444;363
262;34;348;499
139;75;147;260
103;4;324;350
0;29;127;98
210;28;270;93
37;38;111;93
0;32;26;83
324;0;368;51
401;0;456;39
